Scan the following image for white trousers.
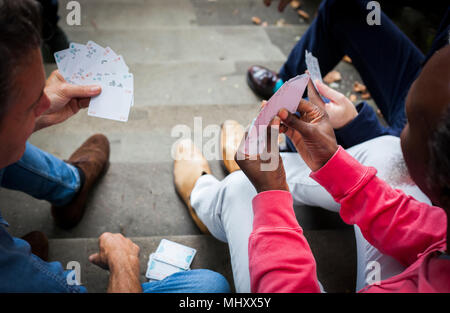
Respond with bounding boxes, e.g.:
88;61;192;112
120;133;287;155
190;136;431;292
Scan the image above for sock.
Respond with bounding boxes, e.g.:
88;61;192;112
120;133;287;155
75;165;86;190
273;78;284;93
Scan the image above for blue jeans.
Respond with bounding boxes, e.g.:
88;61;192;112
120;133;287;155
0;143;230;293
0;142;81;206
279;0;426;151
142;270;230;293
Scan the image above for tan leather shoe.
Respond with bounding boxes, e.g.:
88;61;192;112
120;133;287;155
221;120;244;173
51;134;110;229
173;139;211;234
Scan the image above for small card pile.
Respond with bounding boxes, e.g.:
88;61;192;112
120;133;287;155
54;41;134;122
146;239;197;281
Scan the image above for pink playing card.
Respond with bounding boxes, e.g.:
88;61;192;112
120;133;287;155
241;74;310;155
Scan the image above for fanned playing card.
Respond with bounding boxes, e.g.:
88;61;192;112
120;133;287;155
305;50;323;91
240;74;310;155
54;41;134;122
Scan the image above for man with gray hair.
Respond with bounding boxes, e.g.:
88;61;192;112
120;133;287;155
0;0;230;293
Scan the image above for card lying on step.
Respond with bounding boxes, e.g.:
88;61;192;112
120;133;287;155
153;239;197;270
146;253;185;281
240;74;310;155
54;41;134;122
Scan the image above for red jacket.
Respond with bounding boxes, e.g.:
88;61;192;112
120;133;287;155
249;146;449;293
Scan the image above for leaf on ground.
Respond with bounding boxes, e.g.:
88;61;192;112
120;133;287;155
349;94;357;102
343;55;352;63
297;9;309;19
353;81;367;93
291;0;301;9
323;70;342;84
361;92;371;100
252;16;262;25
262;21;268;27
276;18;285;27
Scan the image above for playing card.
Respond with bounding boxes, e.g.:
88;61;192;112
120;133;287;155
146;254;185;281
305;50;323;91
87;84;132;122
54;41;133;121
153;239;196;270
240;74;310;155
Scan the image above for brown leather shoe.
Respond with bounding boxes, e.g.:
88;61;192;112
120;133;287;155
22;231;49;261
174;139;210;234
51;134;110;229
247;65;279;100
221;120;244;173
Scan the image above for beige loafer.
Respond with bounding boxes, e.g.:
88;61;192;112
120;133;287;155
173;139;211;234
221;120;245;173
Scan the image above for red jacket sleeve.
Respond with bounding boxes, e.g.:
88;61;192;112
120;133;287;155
311;146;447;267
249;190;321;293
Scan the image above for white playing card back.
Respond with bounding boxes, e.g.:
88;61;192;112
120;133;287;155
153;239;196;270
145;254;185;281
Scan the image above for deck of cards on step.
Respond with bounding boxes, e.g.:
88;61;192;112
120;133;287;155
54;41;134;122
146;239;197;281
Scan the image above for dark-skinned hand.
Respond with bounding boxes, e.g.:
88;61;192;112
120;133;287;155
278;79;339;172
235;116;289;193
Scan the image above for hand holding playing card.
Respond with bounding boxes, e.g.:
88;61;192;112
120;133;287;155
235;116;289;193
278;83;338;172
313;80;358;129
34;70;101;132
54;41;134;122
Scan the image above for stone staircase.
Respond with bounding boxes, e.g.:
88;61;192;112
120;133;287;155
0;0;359;292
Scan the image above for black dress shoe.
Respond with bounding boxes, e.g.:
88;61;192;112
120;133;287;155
247;65;280;100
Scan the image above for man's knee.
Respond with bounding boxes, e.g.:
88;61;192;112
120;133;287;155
189;269;231;293
222;171;254;195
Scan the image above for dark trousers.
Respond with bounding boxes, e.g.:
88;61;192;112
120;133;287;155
279;0;425;142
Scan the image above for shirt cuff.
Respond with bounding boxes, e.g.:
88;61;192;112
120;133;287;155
335;102;389;149
252;190;299;230
310;146;377;202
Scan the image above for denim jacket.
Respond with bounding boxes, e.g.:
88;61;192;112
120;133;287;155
0;211;86;293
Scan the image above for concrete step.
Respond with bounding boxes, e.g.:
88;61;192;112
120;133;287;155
29;103;260;163
0;159;349;240
48;229;356;293
57;0;315;30
60;27;300;64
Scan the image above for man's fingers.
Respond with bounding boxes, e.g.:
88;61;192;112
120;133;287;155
278;108;310;134
307;79;326;109
265;116;280;154
89;253;109;270
78;98;90;109
62;83;102;99
297;98;321;116
315;80;343;103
